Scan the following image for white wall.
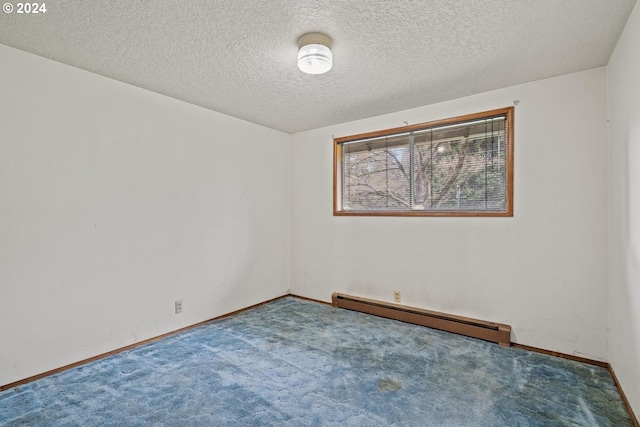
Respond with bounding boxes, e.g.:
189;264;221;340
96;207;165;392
291;68;610;361
0;46;290;386
608;2;640;417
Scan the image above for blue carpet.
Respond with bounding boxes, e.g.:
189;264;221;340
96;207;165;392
0;297;632;426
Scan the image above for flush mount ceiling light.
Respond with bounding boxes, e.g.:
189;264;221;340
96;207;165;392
297;32;333;75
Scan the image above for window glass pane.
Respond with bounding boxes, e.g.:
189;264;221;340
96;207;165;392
335;108;512;216
412;118;506;211
342;135;411;210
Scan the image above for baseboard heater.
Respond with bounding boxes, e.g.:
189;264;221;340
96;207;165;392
331;292;511;347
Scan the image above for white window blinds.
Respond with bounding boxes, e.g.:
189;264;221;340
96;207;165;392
335;108;512;216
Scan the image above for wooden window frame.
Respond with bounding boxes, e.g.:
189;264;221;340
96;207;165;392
333;107;514;217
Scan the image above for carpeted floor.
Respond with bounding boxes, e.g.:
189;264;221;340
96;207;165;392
0;297;633;426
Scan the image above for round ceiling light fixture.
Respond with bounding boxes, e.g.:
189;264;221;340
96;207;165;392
297;32;333;75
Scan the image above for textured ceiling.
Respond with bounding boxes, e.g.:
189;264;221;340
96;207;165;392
0;0;636;133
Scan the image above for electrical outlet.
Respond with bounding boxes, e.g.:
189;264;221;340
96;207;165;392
175;300;183;314
393;291;401;303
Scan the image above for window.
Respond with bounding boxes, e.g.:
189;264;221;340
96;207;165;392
333;107;513;217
